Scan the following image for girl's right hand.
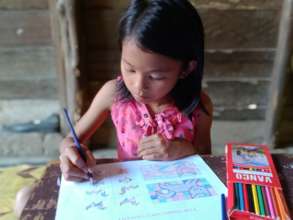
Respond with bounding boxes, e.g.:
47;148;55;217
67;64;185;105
59;137;96;182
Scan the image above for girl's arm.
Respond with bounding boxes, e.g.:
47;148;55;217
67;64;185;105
59;79;117;181
60;79;116;153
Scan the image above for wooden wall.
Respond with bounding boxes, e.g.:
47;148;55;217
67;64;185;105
0;0;57;100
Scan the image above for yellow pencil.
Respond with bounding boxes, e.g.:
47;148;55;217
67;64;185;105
249;168;260;215
251;184;260;215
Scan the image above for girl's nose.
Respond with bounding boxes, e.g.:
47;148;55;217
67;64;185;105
135;75;148;92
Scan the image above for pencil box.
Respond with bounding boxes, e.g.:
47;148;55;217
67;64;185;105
226;143;291;220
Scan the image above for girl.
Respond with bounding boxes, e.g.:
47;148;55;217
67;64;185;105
59;0;213;182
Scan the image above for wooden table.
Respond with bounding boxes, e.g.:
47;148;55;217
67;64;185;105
20;155;293;220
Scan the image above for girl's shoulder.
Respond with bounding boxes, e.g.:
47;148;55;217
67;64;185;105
199;91;213;116
90;79;117;111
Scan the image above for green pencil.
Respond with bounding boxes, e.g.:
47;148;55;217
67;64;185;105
256;185;265;216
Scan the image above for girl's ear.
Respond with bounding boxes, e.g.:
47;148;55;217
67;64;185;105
180;60;197;78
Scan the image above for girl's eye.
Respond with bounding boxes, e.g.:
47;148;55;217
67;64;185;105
126;68;135;73
149;74;165;80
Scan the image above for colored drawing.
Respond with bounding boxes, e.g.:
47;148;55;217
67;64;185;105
140;161;200;180
147;178;216;203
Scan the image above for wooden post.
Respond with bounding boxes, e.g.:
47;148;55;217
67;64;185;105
49;0;86;134
265;0;293;147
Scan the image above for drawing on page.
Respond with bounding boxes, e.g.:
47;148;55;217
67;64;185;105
85;201;106;210
119;185;139;195
140;160;200;180
147;178;216;203
86;189;109;197
118;176;132;183
120;197;139;206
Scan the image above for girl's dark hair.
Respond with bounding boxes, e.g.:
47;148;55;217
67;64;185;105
117;0;205;114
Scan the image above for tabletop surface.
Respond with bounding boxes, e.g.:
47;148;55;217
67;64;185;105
20;155;293;220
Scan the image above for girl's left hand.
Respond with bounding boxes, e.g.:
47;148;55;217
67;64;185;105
137;134;171;160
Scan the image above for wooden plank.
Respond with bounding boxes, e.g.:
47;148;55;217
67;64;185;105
0;46;56;81
205;81;269;109
0;10;51;46
0;0;48;10
213;108;266;120
0;79;58;100
265;0;293;147
84;9;279;50
205;50;274;80
201;9;279;49
49;0;67;134
85;49;274;81
85;0;281;10
190;0;281;10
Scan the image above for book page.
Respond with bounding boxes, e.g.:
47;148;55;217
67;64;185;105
55;155;227;220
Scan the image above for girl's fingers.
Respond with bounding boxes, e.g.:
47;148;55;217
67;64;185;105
138;147;163;160
142;153;161;161
140;134;159;144
85;149;96;167
64;146;88;173
137;144;156;156
59;155;89;181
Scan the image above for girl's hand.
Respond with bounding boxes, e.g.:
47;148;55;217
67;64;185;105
59;137;96;182
137;134;169;160
137;134;196;161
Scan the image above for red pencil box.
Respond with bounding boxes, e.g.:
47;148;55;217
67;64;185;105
226;143;291;220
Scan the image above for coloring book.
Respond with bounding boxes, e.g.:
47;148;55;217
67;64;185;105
55;155;226;220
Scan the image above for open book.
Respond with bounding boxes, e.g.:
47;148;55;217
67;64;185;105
56;155;227;220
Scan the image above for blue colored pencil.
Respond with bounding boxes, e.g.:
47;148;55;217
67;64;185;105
63;108;93;180
63;108;87;161
238;183;245;211
221;193;227;220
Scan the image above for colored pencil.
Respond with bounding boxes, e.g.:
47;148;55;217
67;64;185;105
261;185;269;216
234;183;239;209
238;183;244;211
63;108;93;181
270;187;281;219
256;185;265;216
251;184;260;215
246;184;255;213
242;184;249;211
221;193;227;220
265;186;275;219
278;189;290;218
274;188;287;220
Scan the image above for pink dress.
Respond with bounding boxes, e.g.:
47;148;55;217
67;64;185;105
111;95;200;160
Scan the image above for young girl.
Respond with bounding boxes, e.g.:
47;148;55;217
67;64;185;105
59;0;213;182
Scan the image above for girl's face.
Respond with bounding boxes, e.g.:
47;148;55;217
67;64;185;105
121;38;183;106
